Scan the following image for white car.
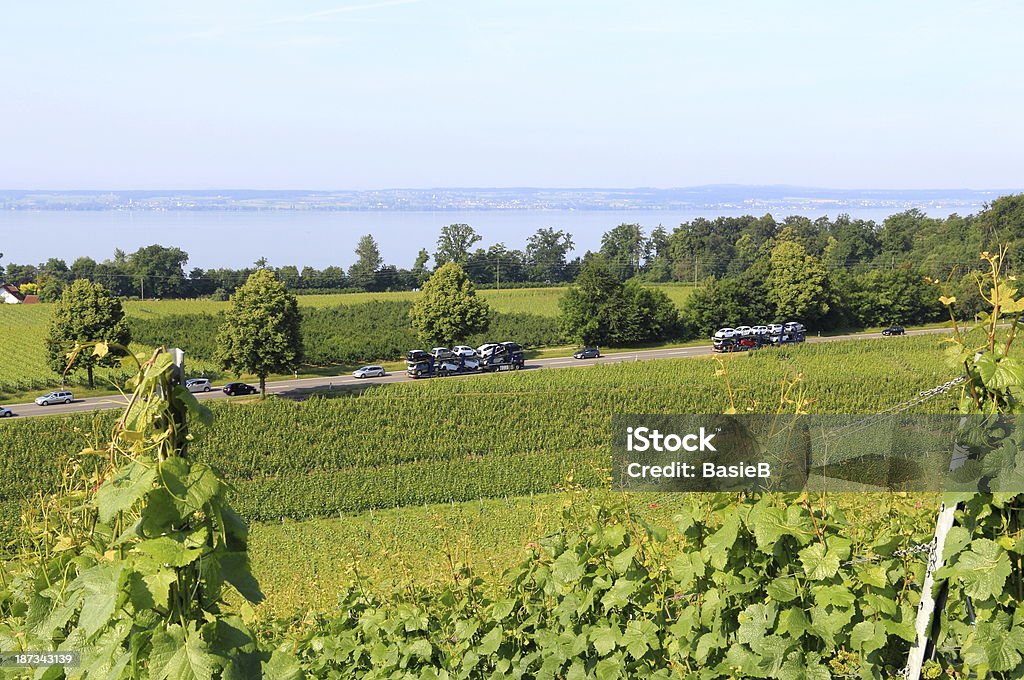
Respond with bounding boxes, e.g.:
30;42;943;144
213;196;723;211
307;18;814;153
766;323;783;335
438;357;478;373
784;321;805;333
353;365;386;378
430;347;453;359
735;326;753;337
0;405;13;417
713;328;736;340
452;345;477;358
477;343;499;357
185;378;212;393
752;325;768;336
35;390;73;406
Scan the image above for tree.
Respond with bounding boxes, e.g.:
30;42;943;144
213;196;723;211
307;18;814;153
434;224;481;267
559;254;681;345
128;244;189;298
600;223;647;279
216;269;303;395
766;238;830;323
526;228;575;282
412;248;431;285
410;262;490;346
348;234;384;290
69;256;98;282
45;279;131;387
466;244;527;285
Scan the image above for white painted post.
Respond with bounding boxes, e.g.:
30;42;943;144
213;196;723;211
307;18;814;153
904;419;969;680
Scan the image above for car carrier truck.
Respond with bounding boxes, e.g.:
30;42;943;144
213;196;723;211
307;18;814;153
406;342;524;378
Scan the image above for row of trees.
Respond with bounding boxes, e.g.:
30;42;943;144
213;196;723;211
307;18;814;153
2;224;580;301
44;264;498;392
45;273;303;394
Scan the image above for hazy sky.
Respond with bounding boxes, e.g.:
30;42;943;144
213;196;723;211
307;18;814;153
2;1;1022;190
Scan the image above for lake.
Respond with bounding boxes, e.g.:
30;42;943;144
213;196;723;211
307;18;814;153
0;204;985;270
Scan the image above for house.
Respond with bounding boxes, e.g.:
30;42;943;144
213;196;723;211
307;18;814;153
0;283;23;304
0;283;37;304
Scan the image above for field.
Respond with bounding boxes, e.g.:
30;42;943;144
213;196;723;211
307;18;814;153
0;284;692;398
1;329;1005;675
1;333;959;558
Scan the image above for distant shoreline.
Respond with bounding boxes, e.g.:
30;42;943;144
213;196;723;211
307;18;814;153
0;186;1012;213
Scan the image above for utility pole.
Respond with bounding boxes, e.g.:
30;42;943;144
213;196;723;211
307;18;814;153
496;258;500;290
140;276;145;301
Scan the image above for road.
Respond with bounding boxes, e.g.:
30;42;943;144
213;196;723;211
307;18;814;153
1;328;947;420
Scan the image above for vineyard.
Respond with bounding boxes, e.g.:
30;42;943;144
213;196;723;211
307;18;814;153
3;323;1023;677
0;334;959;548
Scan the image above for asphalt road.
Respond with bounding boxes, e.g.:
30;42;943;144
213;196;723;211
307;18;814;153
0;328;947;420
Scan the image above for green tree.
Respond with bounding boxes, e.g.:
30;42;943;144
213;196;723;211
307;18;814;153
560;255;681;345
348;234;384;290
599;223;647;279
411;248;431;285
766;238;830;323
410;262;490;346
526;227;575;282
45;279;131;387
128;244;190;298
434;224;481;266
216;269;303;395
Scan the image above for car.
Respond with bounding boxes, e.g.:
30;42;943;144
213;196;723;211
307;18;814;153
0;405;14;417
713;328;736;340
185;378;212;393
766;323;783;335
35;390;73;406
407;350;432;363
573;347;601;359
353;365;386;378
222;382;258;396
751;325;769;336
477;343;499;356
452;345;477;358
735;326;753;337
437;357;479;374
882;325;905;336
431;347;454;360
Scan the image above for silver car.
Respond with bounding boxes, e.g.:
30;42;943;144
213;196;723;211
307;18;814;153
35;390;73;406
185;378;212;393
353;365;386;378
0;405;14;417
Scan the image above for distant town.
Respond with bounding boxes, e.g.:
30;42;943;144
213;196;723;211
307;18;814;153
0;186;1011;213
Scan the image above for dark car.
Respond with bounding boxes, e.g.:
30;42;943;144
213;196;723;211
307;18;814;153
407;350;432;363
882;325;905;336
573;347;601;359
223;382;259;396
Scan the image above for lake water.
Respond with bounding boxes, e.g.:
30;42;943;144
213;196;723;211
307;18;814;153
0;204;984;270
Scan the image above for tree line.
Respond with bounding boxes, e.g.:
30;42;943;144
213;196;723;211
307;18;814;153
6;194;1022;302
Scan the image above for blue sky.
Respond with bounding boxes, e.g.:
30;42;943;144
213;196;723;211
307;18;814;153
2;1;1021;190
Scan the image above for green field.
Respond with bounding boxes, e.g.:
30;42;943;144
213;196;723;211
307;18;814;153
121;283;692;318
1;333;959;558
0;329;997;675
0;284;692;398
